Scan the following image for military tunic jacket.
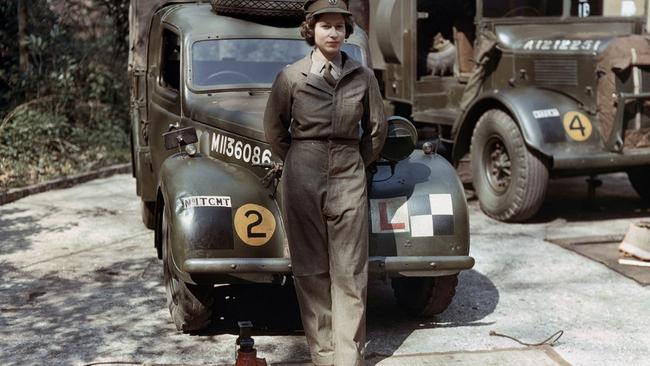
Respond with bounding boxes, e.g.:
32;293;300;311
264;51;387;166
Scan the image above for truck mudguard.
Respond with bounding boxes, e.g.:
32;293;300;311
368;151;470;275
454;87;606;165
158;153;286;283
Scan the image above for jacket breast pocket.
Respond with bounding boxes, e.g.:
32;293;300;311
342;86;365;105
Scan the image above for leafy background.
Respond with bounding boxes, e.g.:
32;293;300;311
0;0;130;191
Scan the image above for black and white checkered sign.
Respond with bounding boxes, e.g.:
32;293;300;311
407;194;454;237
370;193;454;236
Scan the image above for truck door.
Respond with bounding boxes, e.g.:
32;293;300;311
369;0;416;104
147;21;182;181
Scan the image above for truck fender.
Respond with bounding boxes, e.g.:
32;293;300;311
452;87;588;164
156;153;286;284
369;152;470;265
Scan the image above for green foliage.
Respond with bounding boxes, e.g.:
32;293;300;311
0;0;130;190
0;107;129;187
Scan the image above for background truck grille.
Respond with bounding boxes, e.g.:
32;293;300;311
534;59;578;86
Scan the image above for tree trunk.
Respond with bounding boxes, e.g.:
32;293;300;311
18;0;29;73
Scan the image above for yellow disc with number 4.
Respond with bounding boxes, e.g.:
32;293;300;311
234;204;276;246
563;111;592;141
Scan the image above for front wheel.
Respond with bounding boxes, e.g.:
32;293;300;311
162;210;213;332
392;275;458;317
470;109;549;222
627;166;650;201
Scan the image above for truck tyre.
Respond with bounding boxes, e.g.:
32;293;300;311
627;166;650;201
391;275;458;317
142;201;156;230
211;0;304;25
162;211;213;332
470;109;548;222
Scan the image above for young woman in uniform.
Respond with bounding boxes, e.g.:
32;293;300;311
263;1;387;364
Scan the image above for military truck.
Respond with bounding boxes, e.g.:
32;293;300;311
369;0;650;222
128;0;474;332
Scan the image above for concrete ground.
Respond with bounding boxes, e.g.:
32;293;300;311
1;173;649;366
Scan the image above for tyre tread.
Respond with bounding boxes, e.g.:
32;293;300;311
470;109;548;222
418;275;458;316
392;275;458;317
162;208;214;332
169;280;214;332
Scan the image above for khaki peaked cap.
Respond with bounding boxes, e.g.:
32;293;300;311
303;0;351;16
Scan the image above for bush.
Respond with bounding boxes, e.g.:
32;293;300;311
0;0;130;191
0;105;130;189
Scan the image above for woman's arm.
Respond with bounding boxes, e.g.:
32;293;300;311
360;70;388;166
264;71;293;161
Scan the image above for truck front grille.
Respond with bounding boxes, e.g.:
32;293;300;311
533;59;578;86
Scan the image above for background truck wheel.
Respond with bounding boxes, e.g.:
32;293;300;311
627;166;650;201
211;0;304;24
162;212;213;332
391;275;458;317
470;109;549;222
141;201;156;230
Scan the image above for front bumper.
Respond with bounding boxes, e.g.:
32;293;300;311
184;255;475;276
553;147;650;173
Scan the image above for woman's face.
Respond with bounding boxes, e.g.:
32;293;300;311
313;13;346;60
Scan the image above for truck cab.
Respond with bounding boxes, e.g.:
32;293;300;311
371;0;650;221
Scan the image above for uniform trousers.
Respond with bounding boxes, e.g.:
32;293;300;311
282;140;368;366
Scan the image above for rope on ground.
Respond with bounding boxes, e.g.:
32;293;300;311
489;329;564;347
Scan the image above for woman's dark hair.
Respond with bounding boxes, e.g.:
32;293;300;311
299;12;354;46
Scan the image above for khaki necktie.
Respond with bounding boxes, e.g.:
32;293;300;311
323;62;336;87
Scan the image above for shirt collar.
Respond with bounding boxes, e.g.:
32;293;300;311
311;48;343;74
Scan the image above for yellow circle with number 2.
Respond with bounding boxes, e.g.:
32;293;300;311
234;204;276;246
563;111;592;141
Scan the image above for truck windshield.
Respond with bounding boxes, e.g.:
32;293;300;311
484;0;645;18
192;39;364;88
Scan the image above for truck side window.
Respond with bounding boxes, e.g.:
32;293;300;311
161;29;180;91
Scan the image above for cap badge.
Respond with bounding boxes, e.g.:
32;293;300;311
328;0;337;5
